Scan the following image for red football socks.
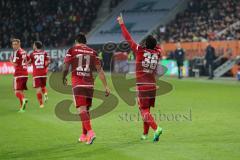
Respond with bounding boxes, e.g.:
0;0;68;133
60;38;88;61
15;92;24;106
37;92;43;105
41;87;47;94
79;111;92;131
140;108;158;131
143;121;150;135
81;121;88;135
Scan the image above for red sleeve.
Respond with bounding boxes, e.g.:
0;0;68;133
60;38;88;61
120;23;139;54
64;49;73;64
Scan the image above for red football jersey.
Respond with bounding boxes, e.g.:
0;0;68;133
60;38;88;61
29;50;50;77
64;44;101;87
10;48;29;77
120;23;162;84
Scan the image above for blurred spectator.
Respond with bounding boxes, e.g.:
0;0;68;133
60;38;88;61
0;0;102;48
158;0;240;42
205;42;216;79
110;0;123;12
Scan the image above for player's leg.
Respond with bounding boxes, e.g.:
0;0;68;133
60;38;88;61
140;107;157;131
33;78;44;108
149;96;163;142
74;87;95;144
42;87;48;103
178;66;181;79
78;106;90;143
149;107;163;142
180;65;183;79
140;107;162;142
79;119;88;142
141;121;150;140
41;78;48;103
16;90;28;112
78;106;96;144
36;87;44;108
15;77;28;112
177;62;182;79
15;90;24;108
137;98;150;140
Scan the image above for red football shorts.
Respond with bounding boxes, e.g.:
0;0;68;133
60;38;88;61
13;77;28;90
137;85;157;109
33;77;47;88
72;86;94;108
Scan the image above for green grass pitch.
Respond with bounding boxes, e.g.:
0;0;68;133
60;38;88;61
0;74;240;160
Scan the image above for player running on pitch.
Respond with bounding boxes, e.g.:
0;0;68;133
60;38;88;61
10;39;29;112
29;41;50;108
117;14;163;142
63;33;110;145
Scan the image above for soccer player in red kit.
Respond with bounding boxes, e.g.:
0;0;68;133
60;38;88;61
29;41;50;108
63;33;110;145
117;15;163;142
9;39;29;112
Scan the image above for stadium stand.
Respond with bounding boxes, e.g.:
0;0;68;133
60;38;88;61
110;0;124;12
0;0;102;48
159;0;240;42
88;0;188;44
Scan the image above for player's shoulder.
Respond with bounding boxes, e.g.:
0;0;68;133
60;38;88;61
66;47;75;56
136;45;143;51
87;46;97;55
42;50;48;55
80;45;97;56
155;46;162;53
18;48;26;54
82;44;96;52
30;49;37;54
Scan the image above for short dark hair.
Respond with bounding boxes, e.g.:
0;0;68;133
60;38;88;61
11;38;21;44
145;35;157;50
34;41;43;49
75;33;87;44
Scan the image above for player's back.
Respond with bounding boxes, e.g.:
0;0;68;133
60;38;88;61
30;50;49;77
12;48;28;77
65;44;100;87
135;46;161;85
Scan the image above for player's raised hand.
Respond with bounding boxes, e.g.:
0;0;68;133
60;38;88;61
105;86;110;97
117;13;124;24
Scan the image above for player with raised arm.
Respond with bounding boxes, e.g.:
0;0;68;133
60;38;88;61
117;14;163;142
9;39;29;112
63;33;110;145
29;41;50;108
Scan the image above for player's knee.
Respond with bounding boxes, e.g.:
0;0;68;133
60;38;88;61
140;108;150;120
15;90;22;94
36;88;41;93
78;106;87;114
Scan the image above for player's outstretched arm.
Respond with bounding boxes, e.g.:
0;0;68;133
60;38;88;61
117;14;138;53
96;64;110;97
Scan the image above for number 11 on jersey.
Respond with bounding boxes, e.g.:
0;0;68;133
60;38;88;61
76;54;90;73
